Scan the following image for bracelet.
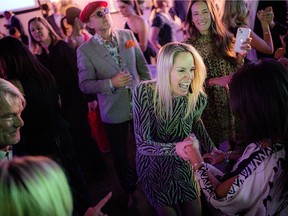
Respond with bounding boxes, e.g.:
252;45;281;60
192;161;205;170
225;151;232;164
109;79;116;93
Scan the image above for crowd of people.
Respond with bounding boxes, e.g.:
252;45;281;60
1;0;288;215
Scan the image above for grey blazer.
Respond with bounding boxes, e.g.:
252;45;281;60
77;29;151;124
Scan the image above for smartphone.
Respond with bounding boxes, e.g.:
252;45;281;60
234;27;251;54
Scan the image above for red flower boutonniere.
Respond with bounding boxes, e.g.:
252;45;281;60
126;40;135;49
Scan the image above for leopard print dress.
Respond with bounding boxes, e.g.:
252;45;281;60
186;35;237;145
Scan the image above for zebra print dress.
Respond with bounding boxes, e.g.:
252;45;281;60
195;143;287;215
132;81;215;207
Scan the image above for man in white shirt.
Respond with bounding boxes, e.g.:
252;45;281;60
0;79;25;159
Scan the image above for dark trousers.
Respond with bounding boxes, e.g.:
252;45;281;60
104;120;137;194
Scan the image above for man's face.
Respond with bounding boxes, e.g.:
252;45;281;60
0;99;24;149
51;1;61;13
3;12;11;20
87;6;112;31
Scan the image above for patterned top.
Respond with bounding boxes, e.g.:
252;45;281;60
94;33;122;67
196;143;288;216
186;35;238;145
133;81;215;207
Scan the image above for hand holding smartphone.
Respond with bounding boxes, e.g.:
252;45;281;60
234;27;251;54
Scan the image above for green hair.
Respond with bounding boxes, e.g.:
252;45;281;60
0;156;73;216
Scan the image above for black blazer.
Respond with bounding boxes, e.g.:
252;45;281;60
46;14;65;39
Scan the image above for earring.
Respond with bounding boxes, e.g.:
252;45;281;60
189;85;193;94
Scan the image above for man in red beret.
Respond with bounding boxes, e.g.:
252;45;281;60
77;0;151;208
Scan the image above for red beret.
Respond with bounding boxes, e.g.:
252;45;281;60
79;1;108;23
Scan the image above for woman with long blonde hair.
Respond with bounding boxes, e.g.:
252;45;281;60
133;42;215;216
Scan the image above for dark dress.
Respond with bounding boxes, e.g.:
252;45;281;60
133;81;214;207
13;79;92;216
36;40;105;172
151;12;177;46
124;22;154;64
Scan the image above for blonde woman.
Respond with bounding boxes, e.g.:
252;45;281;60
133;42;215;216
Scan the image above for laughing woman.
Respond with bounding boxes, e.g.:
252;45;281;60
133;42;215;216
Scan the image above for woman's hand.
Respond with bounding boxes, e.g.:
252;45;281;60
236;37;252;65
278;57;288;67
176;134;202;163
84;192;112;216
176;140;193;161
203;149;241;165
206;74;233;89
274;47;284;60
203;149;225;165
88;100;98;112
257;7;274;27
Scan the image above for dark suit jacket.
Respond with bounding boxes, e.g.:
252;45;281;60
6;15;24;34
46;14;65;39
77;29;151;124
6;15;28;45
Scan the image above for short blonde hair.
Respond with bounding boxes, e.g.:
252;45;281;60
0;156;73;216
0;78;26;113
154;42;206;119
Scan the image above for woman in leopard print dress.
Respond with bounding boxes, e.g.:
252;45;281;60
185;0;248;145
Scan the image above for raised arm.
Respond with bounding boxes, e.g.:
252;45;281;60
248;10;274;54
